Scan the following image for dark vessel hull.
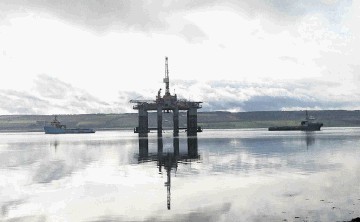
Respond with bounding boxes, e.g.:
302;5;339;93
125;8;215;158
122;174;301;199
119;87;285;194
44;126;95;134
268;123;323;131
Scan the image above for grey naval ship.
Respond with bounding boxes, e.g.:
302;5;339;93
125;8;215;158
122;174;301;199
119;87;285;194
268;111;323;131
44;116;95;134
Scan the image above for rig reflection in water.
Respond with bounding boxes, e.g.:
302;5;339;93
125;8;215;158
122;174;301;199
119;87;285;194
137;136;200;210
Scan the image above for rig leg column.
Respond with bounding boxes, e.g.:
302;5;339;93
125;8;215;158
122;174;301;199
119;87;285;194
187;108;198;136
157;105;163;137
173;108;179;137
173;137;179;156
157;137;163;154
138;107;148;137
138;138;148;160
188;136;198;158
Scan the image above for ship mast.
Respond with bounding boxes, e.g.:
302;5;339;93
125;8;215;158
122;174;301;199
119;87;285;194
164;57;170;96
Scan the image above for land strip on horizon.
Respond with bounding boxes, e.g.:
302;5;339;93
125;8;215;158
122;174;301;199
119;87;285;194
0;110;360;132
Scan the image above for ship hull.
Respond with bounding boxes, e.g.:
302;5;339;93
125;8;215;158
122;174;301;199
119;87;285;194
268;123;323;131
44;126;95;134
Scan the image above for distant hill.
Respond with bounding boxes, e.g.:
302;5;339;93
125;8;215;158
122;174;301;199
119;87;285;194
0;110;360;132
198;110;360;129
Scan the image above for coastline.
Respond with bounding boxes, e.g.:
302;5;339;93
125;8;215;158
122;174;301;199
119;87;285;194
0;110;360;133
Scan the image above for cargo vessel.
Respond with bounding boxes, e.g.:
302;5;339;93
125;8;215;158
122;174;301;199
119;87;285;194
44;116;95;134
268;111;323;131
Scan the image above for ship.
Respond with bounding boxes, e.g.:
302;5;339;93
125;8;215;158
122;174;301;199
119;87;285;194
268;111;323;131
44;116;95;134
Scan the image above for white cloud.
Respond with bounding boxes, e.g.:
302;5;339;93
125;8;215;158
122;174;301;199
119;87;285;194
0;0;359;114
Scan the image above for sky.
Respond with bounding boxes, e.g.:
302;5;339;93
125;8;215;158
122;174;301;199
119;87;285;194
0;0;359;114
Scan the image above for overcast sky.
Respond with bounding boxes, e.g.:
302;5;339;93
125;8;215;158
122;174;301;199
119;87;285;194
0;0;359;114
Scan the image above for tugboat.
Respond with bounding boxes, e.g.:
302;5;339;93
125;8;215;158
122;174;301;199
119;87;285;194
268;111;323;131
44;116;95;134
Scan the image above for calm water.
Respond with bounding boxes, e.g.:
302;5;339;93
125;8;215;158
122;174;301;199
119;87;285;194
0;128;359;222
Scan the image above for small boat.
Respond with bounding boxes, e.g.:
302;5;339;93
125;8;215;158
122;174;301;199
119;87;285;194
44;116;95;134
268;111;323;131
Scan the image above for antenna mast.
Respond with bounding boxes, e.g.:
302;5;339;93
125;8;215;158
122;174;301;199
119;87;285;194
164;57;170;96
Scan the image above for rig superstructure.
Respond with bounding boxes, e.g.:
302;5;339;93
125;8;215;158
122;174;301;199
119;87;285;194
130;57;203;137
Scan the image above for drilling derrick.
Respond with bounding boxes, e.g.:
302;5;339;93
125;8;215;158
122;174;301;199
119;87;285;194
161;57;177;112
164;57;170;97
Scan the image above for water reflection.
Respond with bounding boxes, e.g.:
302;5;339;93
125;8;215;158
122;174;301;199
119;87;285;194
305;132;315;148
51;140;59;152
138;136;200;210
1;130;359;221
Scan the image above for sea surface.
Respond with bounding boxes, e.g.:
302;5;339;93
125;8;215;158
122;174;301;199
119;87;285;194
0;128;359;222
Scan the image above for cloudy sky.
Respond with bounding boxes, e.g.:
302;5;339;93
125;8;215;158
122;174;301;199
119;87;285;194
0;0;359;114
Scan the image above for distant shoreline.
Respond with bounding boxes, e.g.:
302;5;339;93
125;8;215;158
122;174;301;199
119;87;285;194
0;128;132;133
0;110;359;133
1;126;360;134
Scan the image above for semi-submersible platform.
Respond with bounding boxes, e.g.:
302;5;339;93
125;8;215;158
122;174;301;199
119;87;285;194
130;57;202;137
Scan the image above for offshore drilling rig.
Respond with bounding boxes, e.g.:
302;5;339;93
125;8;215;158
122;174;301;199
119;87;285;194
130;57;203;137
